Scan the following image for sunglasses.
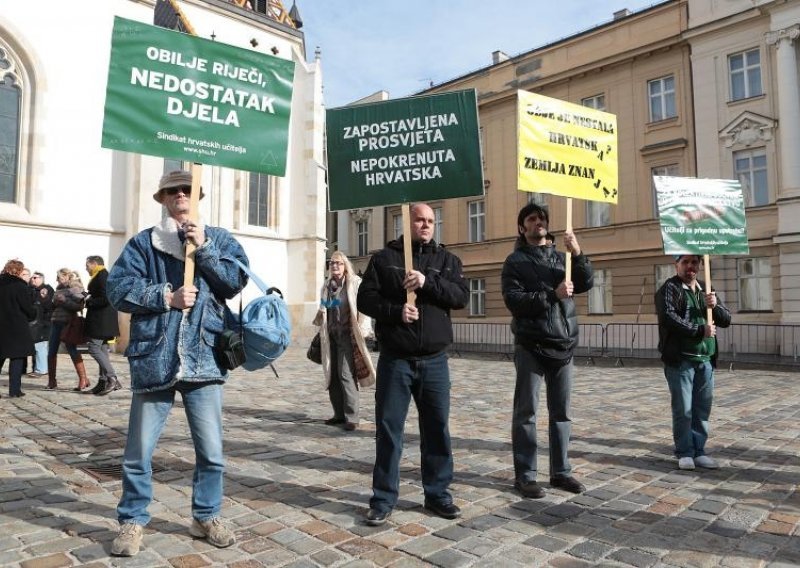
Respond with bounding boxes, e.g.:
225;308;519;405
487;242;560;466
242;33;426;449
164;186;191;196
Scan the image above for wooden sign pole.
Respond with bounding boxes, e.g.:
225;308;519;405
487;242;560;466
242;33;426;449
183;162;203;290
401;203;417;305
703;254;713;324
565;198;573;284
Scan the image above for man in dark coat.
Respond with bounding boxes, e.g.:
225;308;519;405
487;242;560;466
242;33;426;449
84;256;121;395
501;203;594;499
357;203;469;526
0;259;36;397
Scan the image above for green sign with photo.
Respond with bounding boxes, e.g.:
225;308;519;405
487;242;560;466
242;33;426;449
325;90;484;211
101;17;294;175
654;176;749;255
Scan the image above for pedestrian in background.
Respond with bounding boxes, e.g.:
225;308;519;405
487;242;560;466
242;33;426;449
47;269;89;391
358;203;468;526
0;259;36;398
314;251;375;431
84;256;121;396
656;254;731;470
502;203;594;499
28;271;54;377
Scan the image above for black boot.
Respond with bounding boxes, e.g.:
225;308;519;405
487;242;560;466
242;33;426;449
90;378;107;395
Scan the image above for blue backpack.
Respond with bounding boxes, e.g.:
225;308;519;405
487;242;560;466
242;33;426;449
227;259;291;371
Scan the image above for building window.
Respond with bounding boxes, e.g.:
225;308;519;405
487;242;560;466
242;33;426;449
734;148;768;207
248;173;276;228
0;56;22;204
163;158;184;173
586;201;610;228
356;220;368;256
655;264;674;291
729;48;762;101
581;94;605;111
468;200;485;243
527;192;547;206
433;206;443;244
738;257;772;311
469;278;486;316
392;213;402;240
648;75;676;122
588;269;612;314
651;164;679;217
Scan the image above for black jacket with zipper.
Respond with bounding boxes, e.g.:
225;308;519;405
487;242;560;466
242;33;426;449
501;240;593;356
357;238;468;358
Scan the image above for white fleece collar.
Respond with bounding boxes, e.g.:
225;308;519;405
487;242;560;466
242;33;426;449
151;216;206;261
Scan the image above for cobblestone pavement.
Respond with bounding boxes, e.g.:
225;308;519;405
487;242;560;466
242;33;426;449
0;348;798;567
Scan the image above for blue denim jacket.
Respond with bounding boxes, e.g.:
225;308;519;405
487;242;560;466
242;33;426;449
108;223;248;393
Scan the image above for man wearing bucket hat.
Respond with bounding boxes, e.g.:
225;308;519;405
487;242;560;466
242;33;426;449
107;170;248;557
655;254;731;471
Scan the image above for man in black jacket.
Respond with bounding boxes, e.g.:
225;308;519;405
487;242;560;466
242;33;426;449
357;203;468;526
84;256;121;396
655;254;731;471
501;203;593;499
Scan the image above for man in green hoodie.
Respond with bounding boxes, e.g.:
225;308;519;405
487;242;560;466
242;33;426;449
655;254;731;471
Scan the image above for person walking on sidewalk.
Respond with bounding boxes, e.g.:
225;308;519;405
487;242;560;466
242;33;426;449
46;269;89;391
501;203;594;499
656;254;731;471
83;256;121;396
357;203;468;526
107;170;248;557
314;250;375;431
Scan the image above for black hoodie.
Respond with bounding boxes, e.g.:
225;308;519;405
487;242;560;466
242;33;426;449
357;238;468;358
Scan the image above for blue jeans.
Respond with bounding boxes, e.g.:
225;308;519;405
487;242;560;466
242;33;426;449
512;345;574;481
664;360;714;458
370;352;453;513
33;341;48;373
117;382;225;525
48;322;79;359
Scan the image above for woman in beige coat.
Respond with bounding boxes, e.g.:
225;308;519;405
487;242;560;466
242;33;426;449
313;251;375;430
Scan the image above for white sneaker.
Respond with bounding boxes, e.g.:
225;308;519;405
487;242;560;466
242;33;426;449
678;457;695;470
694;455;719;469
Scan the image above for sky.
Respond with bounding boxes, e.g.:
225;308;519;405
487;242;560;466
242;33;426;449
296;0;664;108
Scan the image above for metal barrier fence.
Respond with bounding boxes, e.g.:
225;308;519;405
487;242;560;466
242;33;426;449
450;322;800;368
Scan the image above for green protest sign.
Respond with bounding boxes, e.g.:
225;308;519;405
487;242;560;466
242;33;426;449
325;90;484;211
654;176;749;255
101;16;294;175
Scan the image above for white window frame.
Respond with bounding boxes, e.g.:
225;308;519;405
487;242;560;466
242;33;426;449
356;220;368;256
729;48;762;101
648;75;676;122
468;200;485;243
734;148;768;207
433;206;443;244
581;94;606;111
163;158;185;174
392;213;402;240
737;257;772;311
585;201;610;228
588;269;612;314
651;164;679;217
0;42;27;205
247;172;277;228
654;264;674;291
469;278;486;316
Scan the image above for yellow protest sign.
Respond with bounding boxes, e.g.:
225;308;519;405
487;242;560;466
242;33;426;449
517;90;618;203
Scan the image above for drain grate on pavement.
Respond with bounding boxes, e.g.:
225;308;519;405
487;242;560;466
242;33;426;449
80;463;164;483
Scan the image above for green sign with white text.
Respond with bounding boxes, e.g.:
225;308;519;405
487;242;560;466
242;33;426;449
325;90;484;210
101;17;294;175
654;176;749;255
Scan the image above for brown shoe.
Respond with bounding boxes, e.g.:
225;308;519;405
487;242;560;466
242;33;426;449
344;422;358;431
